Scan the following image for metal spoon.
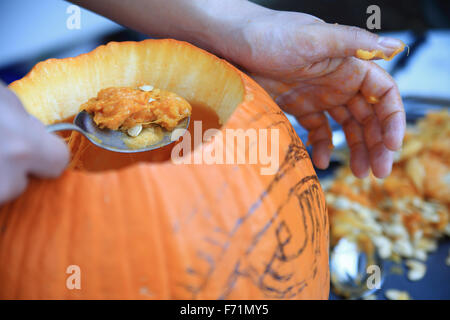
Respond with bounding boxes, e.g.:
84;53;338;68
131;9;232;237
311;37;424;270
46;111;190;153
330;237;385;299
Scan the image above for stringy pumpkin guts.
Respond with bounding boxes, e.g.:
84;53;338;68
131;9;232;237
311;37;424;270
81;86;192;133
366;95;379;104
356;42;406;61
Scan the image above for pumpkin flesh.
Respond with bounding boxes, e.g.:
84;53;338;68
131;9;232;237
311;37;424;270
82;86;191;131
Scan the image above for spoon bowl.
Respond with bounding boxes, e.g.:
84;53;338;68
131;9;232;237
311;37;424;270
47;111;190;153
330;237;385;299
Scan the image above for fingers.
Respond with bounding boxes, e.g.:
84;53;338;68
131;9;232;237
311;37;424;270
0;84;30;116
308;122;333;170
0;86;69;204
255;57;404;179
275;86;334;170
335;87;397;178
374;88;405;151
307;23;404;60
358;63;406;151
328;106;370;178
0;128;68;205
276;85;318;116
347;93;373;123
364;115;394;178
25;116;69;178
345;121;370;178
275;59;406;156
381;109;405;151
0;164;28;205
295;112;333;169
277;84;372;176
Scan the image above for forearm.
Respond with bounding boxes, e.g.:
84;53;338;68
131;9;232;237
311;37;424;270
71;0;269;59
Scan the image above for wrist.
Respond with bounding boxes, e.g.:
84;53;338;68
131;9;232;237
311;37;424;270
184;0;271;63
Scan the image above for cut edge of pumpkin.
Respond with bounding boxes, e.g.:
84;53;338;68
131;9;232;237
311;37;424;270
9;39;247;126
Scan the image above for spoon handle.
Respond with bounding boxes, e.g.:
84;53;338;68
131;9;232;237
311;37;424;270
47;123;84;133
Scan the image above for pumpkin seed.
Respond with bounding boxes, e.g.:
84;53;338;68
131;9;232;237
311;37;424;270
127;124;143;137
139;85;154;92
385;289;411;300
405;259;426;281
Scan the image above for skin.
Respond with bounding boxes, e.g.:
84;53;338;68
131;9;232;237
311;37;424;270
0;0;406;204
0;84;68;204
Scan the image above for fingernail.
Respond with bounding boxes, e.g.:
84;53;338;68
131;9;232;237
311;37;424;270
378;37;404;49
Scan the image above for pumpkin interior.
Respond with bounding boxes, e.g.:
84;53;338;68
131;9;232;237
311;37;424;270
10;40;245;171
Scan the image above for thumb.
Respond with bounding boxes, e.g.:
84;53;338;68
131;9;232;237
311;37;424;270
1;85;69;179
26;116;70;178
308;23;405;60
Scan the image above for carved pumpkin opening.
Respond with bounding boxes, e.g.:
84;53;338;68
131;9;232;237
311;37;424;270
11;40;245;172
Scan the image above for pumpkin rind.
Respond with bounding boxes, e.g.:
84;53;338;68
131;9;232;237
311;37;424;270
0;39;329;299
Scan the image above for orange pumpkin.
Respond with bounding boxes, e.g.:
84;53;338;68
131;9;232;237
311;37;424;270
0;39;329;299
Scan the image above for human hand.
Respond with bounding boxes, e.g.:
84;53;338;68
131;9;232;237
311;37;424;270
220;9;405;178
0;84;69;204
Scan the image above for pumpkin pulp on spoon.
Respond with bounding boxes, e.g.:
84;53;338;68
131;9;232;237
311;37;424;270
81;85;192;149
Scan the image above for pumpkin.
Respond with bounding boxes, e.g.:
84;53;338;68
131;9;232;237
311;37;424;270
0;39;329;299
